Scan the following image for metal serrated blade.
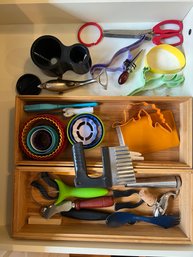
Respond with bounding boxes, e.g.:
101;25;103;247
41;201;73;219
108;146;136;185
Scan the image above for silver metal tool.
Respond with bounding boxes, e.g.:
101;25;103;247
41;197;114;219
126;176;182;188
73;142;136;188
38;68;108;92
108;145;136;185
41;202;73;219
153;191;177;217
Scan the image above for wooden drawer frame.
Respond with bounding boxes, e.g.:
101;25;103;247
12;95;193;244
14;95;193;168
12;166;193;244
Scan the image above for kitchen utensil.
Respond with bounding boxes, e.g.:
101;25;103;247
41;189;144;215
78;20;183;47
26;125;59;155
106;212;180;228
73;142;136;188
67;113;105;149
31;180;57;201
24;102;98;112
32;176;144;210
128;67;185;96
153;191;178;217
113;189;144;210
31;177;109;206
20;115;67;160
145;44;186;74
31;35;92;76
41;196;114;219
115;125;144;161
90;36;145;83
62;107;94;117
139;189;178;217
119;104;180;154
38;68;108;92
125;176;182;188
54;178;108;205
105;145;136;185
61;209;111;220
118;49;143;85
16;73;42;95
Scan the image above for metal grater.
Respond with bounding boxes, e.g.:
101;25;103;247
114;126;136;184
108;146;136;185
73;124;136;188
73;141;136;188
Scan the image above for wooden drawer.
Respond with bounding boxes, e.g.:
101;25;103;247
14;95;192;169
12;166;193;244
12;95;193;244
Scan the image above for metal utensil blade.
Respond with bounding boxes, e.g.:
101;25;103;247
41;201;73;219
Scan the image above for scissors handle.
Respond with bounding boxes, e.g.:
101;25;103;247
78;22;103;47
153;20;183;34
152;33;183;46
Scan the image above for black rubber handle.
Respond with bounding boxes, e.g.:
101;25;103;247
61;209;110;220
41;172;58;189
115;199;144;210
31;181;57;200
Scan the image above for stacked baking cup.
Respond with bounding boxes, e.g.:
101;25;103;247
67;113;105;149
20;115;67;160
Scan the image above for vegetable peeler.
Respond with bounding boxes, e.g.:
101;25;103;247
30;172;109;206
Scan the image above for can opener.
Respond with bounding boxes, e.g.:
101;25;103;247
139;189;178;217
153;191;177;217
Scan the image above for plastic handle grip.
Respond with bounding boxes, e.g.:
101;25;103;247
153;20;183;34
106;212;180;228
71;187;109;199
74;196;114;210
152;33;183;46
61;209;110;220
115;199;144;210
24;102;98;112
113;189;139;198
106;212;134;227
54;179;109;205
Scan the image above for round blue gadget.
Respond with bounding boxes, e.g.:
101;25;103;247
26;125;59;155
67;113;105;149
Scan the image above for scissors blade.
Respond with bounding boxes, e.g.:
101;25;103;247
103;29;152;40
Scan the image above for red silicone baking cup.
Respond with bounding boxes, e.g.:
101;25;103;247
19;114;67;161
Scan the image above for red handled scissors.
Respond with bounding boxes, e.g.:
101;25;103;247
78;20;183;47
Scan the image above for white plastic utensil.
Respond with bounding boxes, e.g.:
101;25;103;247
62;107;94;117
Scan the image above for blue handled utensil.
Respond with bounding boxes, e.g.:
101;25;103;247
106;212;180;228
24;102;98;112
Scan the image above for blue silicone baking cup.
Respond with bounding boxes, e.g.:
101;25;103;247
67;113;105;149
26;125;59;155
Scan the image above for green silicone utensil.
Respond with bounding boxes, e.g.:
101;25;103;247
128;67;185;96
54;179;109;205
